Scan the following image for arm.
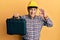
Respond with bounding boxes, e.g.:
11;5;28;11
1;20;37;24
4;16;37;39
21;15;27;19
42;16;53;27
39;8;53;27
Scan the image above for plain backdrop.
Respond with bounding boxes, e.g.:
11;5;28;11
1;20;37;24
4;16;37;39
0;0;60;40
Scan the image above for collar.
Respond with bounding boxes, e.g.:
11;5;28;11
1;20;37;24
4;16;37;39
28;14;36;19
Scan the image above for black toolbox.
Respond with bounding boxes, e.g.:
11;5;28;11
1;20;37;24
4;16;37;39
6;18;26;35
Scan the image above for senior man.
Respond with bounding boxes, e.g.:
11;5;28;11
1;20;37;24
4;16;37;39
22;1;53;40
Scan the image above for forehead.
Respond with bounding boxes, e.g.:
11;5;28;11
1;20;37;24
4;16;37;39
29;8;37;10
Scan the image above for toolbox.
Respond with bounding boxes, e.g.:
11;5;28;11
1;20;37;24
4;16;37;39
6;18;26;35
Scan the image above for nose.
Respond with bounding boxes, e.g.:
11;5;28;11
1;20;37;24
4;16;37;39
32;10;35;14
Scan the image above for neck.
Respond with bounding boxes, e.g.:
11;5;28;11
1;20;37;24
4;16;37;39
28;15;35;19
31;16;34;19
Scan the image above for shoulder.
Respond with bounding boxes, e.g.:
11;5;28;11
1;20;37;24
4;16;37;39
21;15;28;19
35;15;43;20
35;15;41;19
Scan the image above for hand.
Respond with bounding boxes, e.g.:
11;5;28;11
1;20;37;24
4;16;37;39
39;8;48;20
13;13;20;19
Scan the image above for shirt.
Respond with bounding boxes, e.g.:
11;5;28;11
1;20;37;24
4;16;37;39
21;15;53;40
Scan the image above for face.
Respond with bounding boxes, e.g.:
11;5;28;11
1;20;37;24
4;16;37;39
28;8;37;18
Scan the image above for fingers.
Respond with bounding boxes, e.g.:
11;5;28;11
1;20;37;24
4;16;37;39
39;8;44;14
39;8;47;17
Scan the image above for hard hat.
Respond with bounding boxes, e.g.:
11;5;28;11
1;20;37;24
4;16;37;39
27;1;38;8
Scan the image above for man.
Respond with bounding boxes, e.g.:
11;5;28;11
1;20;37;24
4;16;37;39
22;1;53;40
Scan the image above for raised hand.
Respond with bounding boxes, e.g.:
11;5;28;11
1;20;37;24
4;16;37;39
39;8;48;20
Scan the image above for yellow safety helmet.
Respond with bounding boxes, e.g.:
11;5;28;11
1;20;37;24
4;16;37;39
27;1;38;9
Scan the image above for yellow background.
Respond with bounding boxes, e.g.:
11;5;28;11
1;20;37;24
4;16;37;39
0;0;60;40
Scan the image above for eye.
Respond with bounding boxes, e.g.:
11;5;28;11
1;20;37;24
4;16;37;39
29;8;32;10
34;9;36;11
33;8;37;11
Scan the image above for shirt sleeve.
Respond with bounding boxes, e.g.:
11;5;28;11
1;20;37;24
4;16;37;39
21;15;26;19
40;16;53;27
